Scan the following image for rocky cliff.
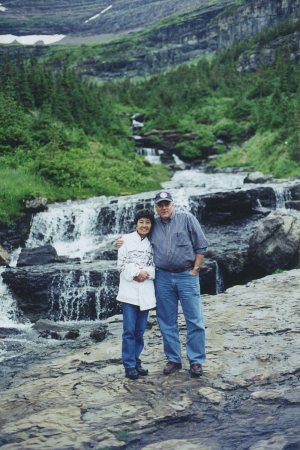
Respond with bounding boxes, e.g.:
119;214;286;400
0;0;207;36
77;0;300;79
1;0;299;79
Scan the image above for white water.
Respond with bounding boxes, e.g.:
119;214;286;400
0;171;299;328
0;249;31;335
136;148;161;165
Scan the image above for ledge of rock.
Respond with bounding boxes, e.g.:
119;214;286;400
0;269;299;449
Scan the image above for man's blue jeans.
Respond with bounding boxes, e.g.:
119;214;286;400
122;303;149;369
155;268;206;365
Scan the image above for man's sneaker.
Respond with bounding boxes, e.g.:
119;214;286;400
190;363;203;377
125;368;139;380
135;364;148;376
163;361;182;375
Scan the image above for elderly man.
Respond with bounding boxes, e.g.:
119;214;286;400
118;191;208;377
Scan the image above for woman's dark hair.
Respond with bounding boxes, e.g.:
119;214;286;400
134;208;155;227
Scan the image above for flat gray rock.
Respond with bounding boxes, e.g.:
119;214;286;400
0;269;299;450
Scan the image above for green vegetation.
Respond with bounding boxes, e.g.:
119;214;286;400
1;16;299;224
0;52;169;223
114;430;131;442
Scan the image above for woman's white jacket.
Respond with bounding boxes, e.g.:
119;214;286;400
116;231;156;311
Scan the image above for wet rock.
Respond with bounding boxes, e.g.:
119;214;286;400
0;244;11;266
64;329;80;340
0;328;22;337
286;201;300;211
90;325;108;342
290;184;300;200
39;330;62;340
24;194;48;212
249;212;300;275
244;171;273;184
33;319;71;332
0;215;31;248
0;270;299;450
2;261;121;322
16;245;60;267
190;187;276;225
216;250;252;290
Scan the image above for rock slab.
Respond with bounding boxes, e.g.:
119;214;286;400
0;269;300;449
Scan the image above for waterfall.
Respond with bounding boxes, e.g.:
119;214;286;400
49;269;116;321
2;171;297;329
215;262;224;294
273;186;292;210
0;249;29;328
172;154;185;165
135;147;161;164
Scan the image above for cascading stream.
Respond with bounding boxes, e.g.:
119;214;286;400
1;170;298;328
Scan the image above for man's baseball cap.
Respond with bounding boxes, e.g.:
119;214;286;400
154;191;173;204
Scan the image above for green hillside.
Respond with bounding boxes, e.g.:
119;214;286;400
0;17;299;224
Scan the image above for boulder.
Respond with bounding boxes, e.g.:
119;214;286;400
249;212;300;275
90;325;108;342
16;245;66;267
0;245;11;266
244;171;273;184
24;195;48;213
64;329;80;340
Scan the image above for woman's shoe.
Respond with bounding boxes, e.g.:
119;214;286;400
135;364;148;376
125;367;139;380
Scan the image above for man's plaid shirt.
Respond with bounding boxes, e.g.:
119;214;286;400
149;210;208;271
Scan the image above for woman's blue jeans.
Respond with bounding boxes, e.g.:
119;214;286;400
122;303;149;369
155;268;206;365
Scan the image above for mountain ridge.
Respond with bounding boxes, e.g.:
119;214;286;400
0;0;207;38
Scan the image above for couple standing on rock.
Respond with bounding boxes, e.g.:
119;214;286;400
116;191;208;380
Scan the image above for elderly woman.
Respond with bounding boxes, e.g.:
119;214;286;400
117;208;156;380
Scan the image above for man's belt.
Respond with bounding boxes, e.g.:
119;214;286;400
157;263;193;273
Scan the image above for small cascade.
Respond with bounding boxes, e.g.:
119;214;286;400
0;267;19;326
172;153;185;165
135;147;161;164
273;186;292;210
215;261;225;294
0;249;29;328
49;268;119;321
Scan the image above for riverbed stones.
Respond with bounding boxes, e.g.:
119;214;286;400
0;269;299;449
